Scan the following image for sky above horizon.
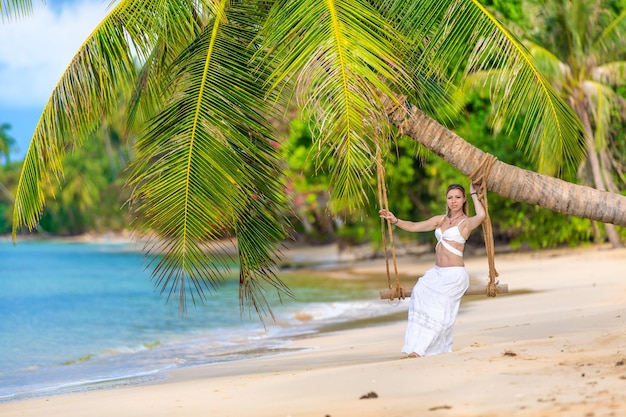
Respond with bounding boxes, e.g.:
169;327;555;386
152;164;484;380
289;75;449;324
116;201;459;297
0;0;112;160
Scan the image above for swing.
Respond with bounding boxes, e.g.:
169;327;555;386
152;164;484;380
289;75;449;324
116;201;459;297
378;153;509;300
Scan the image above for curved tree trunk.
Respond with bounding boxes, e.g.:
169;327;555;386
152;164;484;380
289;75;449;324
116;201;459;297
387;103;626;228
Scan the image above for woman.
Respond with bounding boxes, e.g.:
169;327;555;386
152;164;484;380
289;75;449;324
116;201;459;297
379;183;485;358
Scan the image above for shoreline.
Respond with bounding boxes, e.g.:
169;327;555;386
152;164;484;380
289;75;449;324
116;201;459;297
3;244;626;416
1;307;410;405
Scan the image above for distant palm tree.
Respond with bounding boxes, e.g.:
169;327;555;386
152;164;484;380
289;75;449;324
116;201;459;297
0;123;16;202
0;123;15;165
7;0;626;318
520;0;626;247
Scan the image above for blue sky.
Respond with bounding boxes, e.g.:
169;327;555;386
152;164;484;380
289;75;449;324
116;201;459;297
0;0;111;160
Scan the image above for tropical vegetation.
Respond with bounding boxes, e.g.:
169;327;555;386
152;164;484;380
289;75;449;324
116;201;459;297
487;0;626;247
2;0;625;320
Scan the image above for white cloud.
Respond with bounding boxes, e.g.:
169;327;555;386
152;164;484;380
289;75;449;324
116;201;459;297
0;0;111;108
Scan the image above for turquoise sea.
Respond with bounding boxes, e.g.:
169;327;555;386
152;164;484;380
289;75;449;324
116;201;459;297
0;240;401;402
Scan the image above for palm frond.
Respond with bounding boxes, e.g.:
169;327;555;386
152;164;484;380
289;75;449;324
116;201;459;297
594;6;626;56
128;0;289;316
236;195;293;325
259;0;408;213
11;0;210;237
401;0;585;175
591;61;626;88
1;0;32;21
12;0;142;237
375;0;455;120
125;0;208;130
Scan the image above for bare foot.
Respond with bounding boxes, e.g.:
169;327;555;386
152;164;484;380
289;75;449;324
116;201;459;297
401;352;420;359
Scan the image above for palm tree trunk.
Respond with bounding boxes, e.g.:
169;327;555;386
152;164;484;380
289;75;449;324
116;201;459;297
386;102;626;228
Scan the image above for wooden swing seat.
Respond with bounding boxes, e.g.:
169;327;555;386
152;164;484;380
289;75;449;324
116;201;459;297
379;283;509;300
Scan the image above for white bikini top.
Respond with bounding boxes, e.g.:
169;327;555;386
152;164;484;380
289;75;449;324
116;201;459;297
435;217;467;257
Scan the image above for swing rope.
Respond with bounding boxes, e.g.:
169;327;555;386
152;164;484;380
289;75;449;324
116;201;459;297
468;153;499;297
376;144;404;300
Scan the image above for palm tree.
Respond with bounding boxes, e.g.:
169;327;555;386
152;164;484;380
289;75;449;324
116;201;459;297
0;123;16;202
0;123;15;165
505;0;626;247
7;0;626;318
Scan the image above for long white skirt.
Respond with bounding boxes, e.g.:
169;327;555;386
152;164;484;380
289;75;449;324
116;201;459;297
401;265;469;357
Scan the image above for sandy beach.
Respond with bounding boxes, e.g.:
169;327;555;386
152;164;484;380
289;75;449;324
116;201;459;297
2;244;626;417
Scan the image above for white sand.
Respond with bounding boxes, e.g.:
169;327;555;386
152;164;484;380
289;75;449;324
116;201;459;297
2;245;626;417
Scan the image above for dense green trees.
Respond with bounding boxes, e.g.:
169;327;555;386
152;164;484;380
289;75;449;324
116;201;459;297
0;123;132;236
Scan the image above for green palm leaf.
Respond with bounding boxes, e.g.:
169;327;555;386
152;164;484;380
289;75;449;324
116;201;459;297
12;2;138;235
594;5;626;55
259;0;408;212
128;0;290;316
591;61;626;88
1;0;32;20
389;0;586;175
12;0;205;235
